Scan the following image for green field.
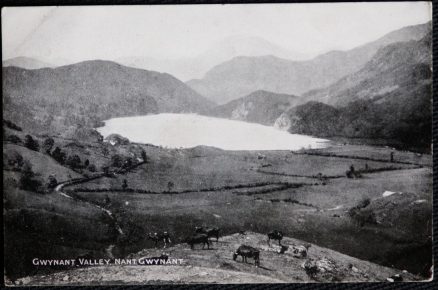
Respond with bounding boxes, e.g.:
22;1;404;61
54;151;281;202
3;133;432;280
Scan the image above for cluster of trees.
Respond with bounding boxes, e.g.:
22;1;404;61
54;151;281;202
39;137;96;172
287;86;431;152
111;150;147;169
24;135;39;151
5;127;149;192
6;134;22;144
3;119;22;131
6;154;58;193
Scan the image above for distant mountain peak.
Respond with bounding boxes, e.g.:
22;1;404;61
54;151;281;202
187;22;431;104
2;56;53;70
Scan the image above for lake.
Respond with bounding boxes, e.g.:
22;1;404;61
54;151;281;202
96;113;328;151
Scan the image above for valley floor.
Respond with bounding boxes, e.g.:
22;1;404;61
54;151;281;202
3;135;433;284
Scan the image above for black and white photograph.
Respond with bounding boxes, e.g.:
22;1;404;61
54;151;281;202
2;2;433;285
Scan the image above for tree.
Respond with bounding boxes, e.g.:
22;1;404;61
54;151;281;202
46;175;58;189
141;150;148;163
66;154;82;169
122;179;128;190
7;151;24;170
88;164;96;172
24;135;39;151
6;134;22;144
102;147;110;157
111;154;123;168
102;166;110;176
43;137;55;153
167;181;174;192
84;159;90;167
19;160;42;192
52;147;66;164
123;157;134;169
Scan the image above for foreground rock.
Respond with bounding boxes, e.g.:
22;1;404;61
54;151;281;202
13;232;423;285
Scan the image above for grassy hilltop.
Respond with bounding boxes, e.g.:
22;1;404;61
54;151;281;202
14;232;421;285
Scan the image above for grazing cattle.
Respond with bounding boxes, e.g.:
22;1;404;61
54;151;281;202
185;234;210;250
147;231;172;248
257;154;266;160
233;245;260;267
278;245;289;254
291;244;311;258
267;230;283;246
75;252;93;266
195;226;220;242
143;253;169;265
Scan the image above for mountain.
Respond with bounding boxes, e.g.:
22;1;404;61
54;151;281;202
187;22;430;104
3;56;54;70
280;30;432;151
116;35;306;81
210;90;300;126
3;60;214;134
303;29;432;106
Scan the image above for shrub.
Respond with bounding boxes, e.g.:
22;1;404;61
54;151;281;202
66;154;82;169
52;147;66;164
102;147;110;157
43;137;55;153
46;175;58;189
348;198;376;227
6;134;22;144
141;150;148;163
122;179;128;190
6;151;24;170
19;161;42;192
88;164;96;172
3;119;22;131
24;135;39;151
122;157;135;169
167;181;174;192
111;154;123;168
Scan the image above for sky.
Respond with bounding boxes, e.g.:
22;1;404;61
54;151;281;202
1;2;432;63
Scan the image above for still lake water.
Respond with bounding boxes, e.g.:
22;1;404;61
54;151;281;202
97;113;328;150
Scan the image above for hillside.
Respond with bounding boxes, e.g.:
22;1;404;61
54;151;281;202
11;232;420;285
187;22;430;104
3;57;54;70
304;30;432;106
276;30;431;151
210;90;301;126
3;60;214;135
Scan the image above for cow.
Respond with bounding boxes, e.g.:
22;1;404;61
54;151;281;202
267;230;283;246
195;226;220;242
291;244;311;258
142;253;169;265
278;245;289;254
147;231;172;248
75;252;93;267
185;234;210;250
233;245;260;267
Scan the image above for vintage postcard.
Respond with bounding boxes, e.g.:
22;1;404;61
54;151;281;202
2;2;433;285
